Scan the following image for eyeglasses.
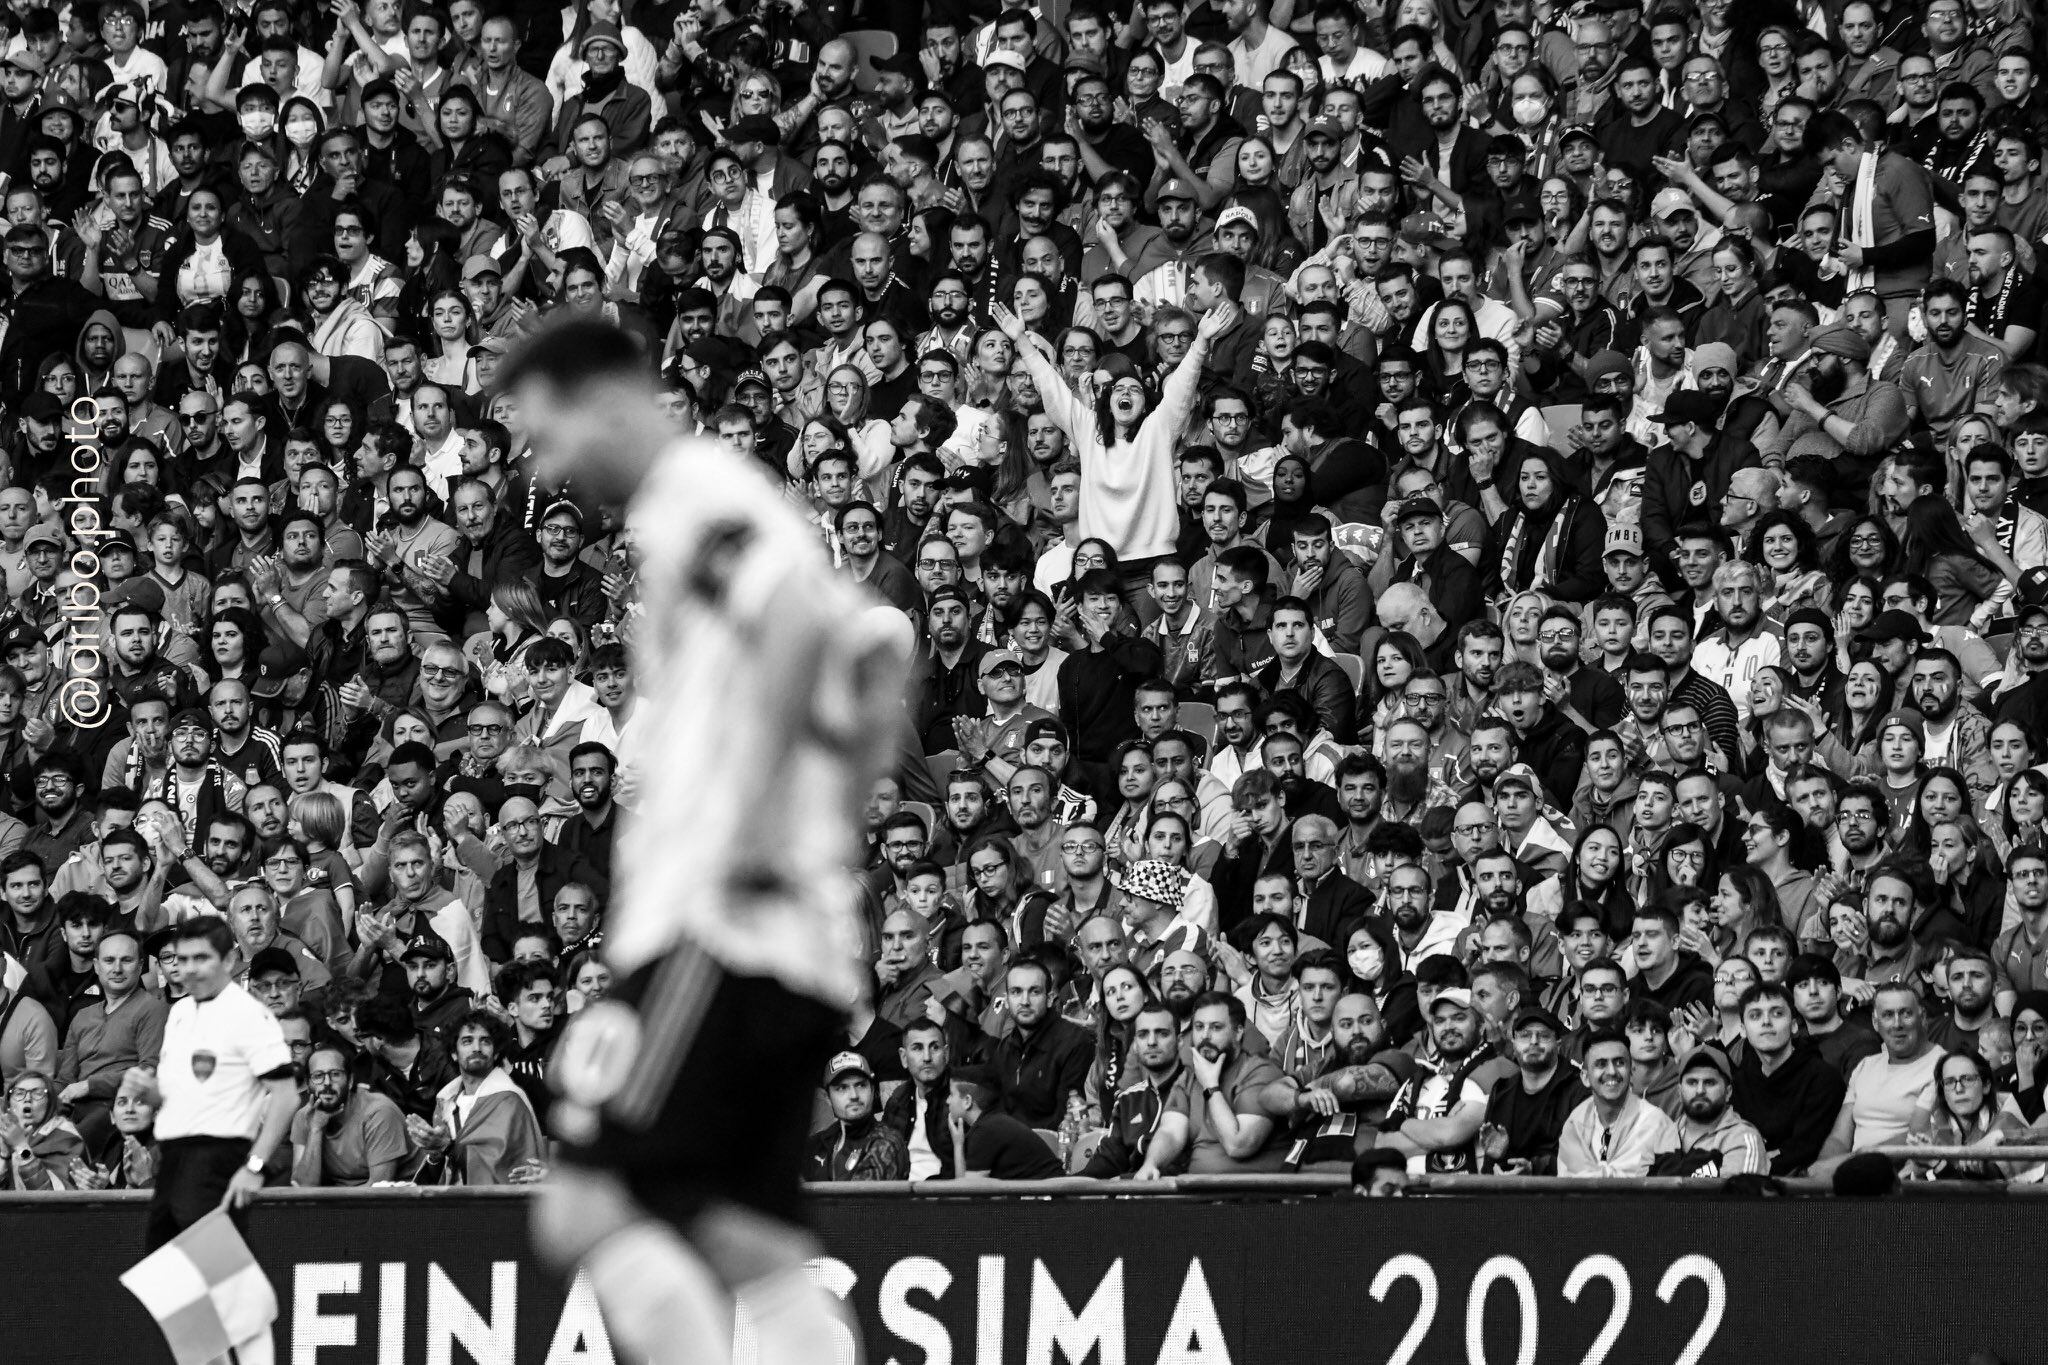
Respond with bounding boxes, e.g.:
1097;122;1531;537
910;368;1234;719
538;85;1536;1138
501;817;539;832
1536;629;1577;644
1454;822;1494;837
420;663;465;678
467;722;507;735
1293;839;1331;851
1662;720;1704;735
916;558;957;571
1060;841;1104;854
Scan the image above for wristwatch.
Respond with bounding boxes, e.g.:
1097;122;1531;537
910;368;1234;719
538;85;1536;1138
244;1154;266;1175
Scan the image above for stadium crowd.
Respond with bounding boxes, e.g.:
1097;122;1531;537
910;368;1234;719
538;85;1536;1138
0;0;2047;1194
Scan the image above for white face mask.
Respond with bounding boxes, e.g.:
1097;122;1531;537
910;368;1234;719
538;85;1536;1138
1512;97;1547;126
1349;942;1386;981
284;117;319;147
239;109;276;139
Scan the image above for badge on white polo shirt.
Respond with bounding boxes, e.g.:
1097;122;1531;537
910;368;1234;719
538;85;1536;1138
192;1051;216;1081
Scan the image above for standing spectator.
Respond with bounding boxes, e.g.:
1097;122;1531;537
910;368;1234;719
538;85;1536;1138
54;929;167;1159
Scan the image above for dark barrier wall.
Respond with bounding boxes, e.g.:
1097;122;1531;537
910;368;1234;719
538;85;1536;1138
0;1189;2037;1363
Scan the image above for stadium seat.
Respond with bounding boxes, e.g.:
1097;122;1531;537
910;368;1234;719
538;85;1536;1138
1067;1128;1107;1174
926;750;961;791
1179;702;1215;744
1328;652;1364;693
1034;1128;1064;1158
899;801;934;837
838;28;897;79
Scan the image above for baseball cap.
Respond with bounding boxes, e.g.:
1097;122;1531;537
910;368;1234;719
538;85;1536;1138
20;524;60;551
1603;524;1644;558
733;368;771;394
979;649;1024;677
1024;717;1070;748
1429;986;1475;1014
1651;187;1697;220
1393;495;1442;525
1510;1005;1565;1036
2018;602;2048;632
1215;204;1259;235
1856;609;1927;645
1559;123;1599;148
1398;209;1458;250
461;254;503;281
1680;1045;1733;1081
1649;391;1723;429
19;391;61;423
872;49;924;79
1157;176;1198;203
400;928;453;962
983;48;1027;72
1303;115;1341;140
170;708;212;734
727;113;781;146
824;1050;873;1085
926;583;972;612
0;621;42;655
540;499;586;535
247;946;299;978
361;77;400;107
1493;762;1539;795
3;50;45;76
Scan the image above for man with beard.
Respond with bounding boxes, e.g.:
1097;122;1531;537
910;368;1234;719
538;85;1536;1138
1132;179;1210;309
1281;988;1417;1169
1928;946;1999;1053
23;753;93;873
1443;620;1503;739
804;1052;908;1182
1995;603;2048;730
1689;562;1782;733
407;1009;544;1185
290;1044;410;1186
1656;1045;1769;1175
1374;723;1432;832
366;467;464;646
1381;497;1483;641
1529;259;1624;404
144;711;246;849
1900;278;2008;440
1642;394;1761;581
1905;651;1996;806
1812;981;1944;1177
107;610;200;720
1067;78;1152;193
1772;324;1907;505
390;925;474;1049
1135;991;1289;1175
1964;224;2045;361
1254;600;1357;743
1537;607;1623;731
1379;988;1513;1172
1386;857;1462;970
1478;1006;1585;1174
1080;1001;1186;1176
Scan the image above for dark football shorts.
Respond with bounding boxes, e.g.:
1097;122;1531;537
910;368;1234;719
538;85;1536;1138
559;945;845;1228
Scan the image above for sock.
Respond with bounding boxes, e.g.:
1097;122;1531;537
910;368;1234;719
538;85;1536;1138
735;1263;862;1365
584;1222;735;1365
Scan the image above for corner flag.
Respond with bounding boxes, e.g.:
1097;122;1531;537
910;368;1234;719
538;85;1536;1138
122;1210;278;1365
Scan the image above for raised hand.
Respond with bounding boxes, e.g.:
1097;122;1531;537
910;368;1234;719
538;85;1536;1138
1195;299;1237;340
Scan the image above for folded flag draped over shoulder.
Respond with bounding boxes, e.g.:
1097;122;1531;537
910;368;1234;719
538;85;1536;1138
121;1210;278;1365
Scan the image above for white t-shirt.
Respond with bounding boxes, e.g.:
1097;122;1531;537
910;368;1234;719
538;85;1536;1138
1845;1045;1945;1151
156;980;293;1141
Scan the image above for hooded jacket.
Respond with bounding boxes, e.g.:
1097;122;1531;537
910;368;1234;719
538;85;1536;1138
1731;1041;1848;1175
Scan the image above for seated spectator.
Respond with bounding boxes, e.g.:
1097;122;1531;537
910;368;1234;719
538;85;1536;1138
806;1052;909;1182
1480;1005;1586;1175
1659;1046;1769;1177
407;1009;545;1186
946;1067;1063;1180
1558;1028;1680;1177
1813;982;1946;1178
1377;986;1515;1172
290;1045;411;1186
1136;992;1292;1176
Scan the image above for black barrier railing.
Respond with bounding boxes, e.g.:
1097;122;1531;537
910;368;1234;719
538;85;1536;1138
5;1179;2046;1363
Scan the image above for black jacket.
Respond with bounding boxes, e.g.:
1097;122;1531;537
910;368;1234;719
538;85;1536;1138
988;1016;1093;1129
480;845;609;962
1253;650;1359;744
1517;705;1589;809
1731;1041;1847;1176
881;1071;955;1179
446;516;544;619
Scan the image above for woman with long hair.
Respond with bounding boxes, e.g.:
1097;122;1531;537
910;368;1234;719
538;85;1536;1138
1745;510;1831;620
1104;739;1157;871
1569;823;1635;940
1901;496;2017;624
976;407;1044;528
397;219;466;333
1088;958;1159;1116
421;289;483;393
1366;632;1427;754
821;364;894;502
961;833;1056;948
1500;589;1553;665
1830;574;1883;676
156;186;265;312
205;605;306;727
315;398;363;476
1906;1050;2033;1180
475;578;553;706
1145;782;1223;883
229;270;283;363
1001;297;1228;572
279;94;326;193
1421;296;1476;406
1648;821;1715;903
1996;759;2048;856
1829;658;1897;754
37;354;80;405
1707;865;1782;967
1490;449;1608;602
